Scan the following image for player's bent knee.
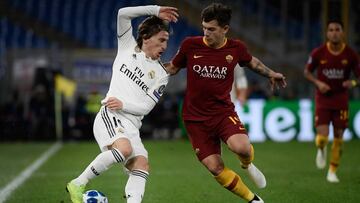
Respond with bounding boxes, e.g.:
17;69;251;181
227;133;251;155
237;146;251;158
126;156;149;172
231;142;251;157
202;158;224;175
207;164;224;175
111;138;133;158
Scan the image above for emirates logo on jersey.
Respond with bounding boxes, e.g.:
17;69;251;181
225;55;233;64
148;70;155;79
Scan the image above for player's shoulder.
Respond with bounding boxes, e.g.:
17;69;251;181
182;36;203;43
228;39;248;50
231;39;247;46
182;36;202;45
311;44;327;56
179;36;203;50
344;44;358;56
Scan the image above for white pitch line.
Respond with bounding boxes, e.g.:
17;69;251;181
0;141;63;203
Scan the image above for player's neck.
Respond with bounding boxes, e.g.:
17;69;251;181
140;46;156;60
203;37;227;49
326;42;345;55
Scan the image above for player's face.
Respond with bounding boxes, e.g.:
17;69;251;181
143;30;169;60
326;23;344;44
202;20;229;48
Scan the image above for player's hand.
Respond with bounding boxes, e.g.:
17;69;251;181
316;80;331;93
159;6;179;22
269;72;287;91
104;97;123;111
342;80;356;89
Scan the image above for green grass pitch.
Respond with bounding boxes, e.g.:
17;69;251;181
0;140;359;202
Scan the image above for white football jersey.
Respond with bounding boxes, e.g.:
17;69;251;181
102;6;169;128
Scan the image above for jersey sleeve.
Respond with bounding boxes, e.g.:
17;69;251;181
172;38;190;68
147;75;169;102
117;6;160;49
237;40;252;66
306;48;319;72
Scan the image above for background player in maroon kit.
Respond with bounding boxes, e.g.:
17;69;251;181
166;3;286;203
304;20;360;183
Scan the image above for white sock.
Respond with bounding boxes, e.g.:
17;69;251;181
125;169;149;203
73;148;125;186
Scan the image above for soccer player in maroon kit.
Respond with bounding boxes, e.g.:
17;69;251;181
166;3;286;203
304;20;360;183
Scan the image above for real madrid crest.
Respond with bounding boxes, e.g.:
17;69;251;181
226;55;233;64
148;70;155;79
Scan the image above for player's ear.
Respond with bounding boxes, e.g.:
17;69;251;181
223;25;229;34
143;37;150;46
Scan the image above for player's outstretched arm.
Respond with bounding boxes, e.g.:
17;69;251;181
117;6;178;37
342;78;360;89
102;97;155;116
247;56;287;91
164;62;181;75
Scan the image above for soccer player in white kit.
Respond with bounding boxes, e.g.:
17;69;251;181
66;5;178;203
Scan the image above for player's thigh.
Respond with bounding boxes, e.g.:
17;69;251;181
125;133;148;164
184;120;221;161
316;125;329;136
315;108;331;135
217;112;249;153
93;106;134;152
226;134;251;156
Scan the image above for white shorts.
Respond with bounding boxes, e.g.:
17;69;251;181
93;106;148;161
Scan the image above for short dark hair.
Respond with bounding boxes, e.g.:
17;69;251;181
327;19;344;29
136;16;170;48
201;3;232;27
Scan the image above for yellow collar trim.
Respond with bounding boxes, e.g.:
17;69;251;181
202;37;227;49
326;42;345;55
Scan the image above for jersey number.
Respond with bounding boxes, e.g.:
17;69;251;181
228;116;240;125
340;110;348;120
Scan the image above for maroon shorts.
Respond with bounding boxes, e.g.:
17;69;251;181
184;112;247;161
315;108;348;128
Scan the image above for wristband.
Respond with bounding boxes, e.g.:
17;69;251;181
351;80;357;87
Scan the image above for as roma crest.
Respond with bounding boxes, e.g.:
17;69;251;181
341;59;348;65
225;55;233;64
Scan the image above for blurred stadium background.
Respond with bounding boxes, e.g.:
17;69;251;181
0;0;359;142
0;0;360;202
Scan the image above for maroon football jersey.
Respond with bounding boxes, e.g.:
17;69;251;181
306;43;360;109
172;36;252;121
